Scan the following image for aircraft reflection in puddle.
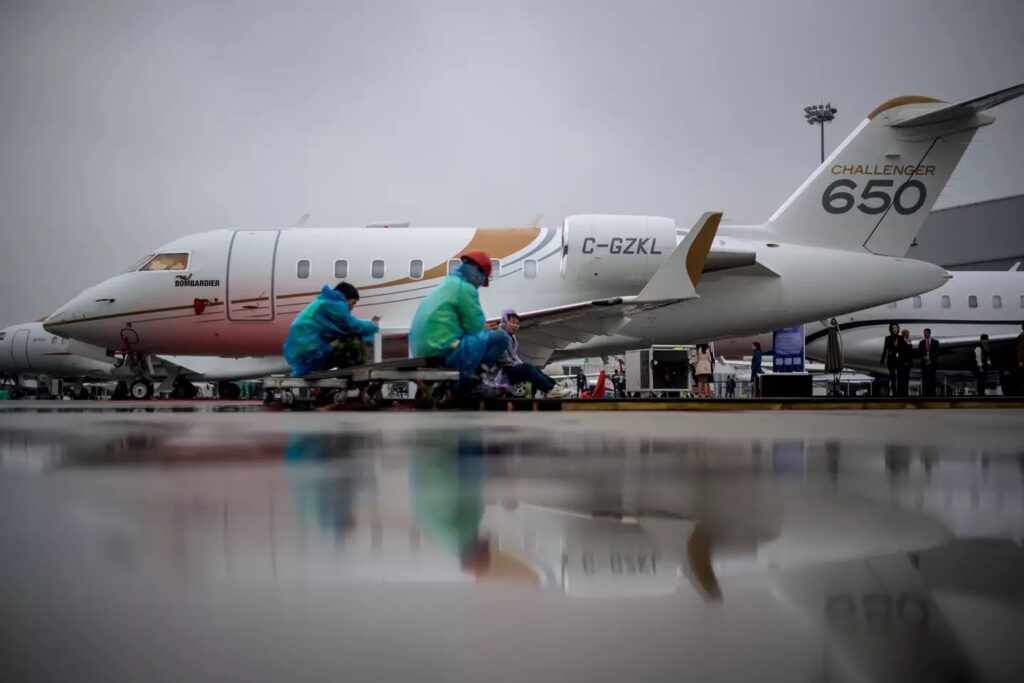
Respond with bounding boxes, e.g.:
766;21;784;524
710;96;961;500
3;423;1023;680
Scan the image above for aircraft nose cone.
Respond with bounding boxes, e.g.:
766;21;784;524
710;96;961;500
43;292;92;337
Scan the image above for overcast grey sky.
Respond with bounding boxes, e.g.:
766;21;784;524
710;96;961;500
1;0;1022;326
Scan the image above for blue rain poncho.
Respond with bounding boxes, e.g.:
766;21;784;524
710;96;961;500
283;285;379;377
409;264;506;379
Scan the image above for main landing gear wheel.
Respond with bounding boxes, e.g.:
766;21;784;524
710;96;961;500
419;381;453;409
359;383;383;407
129;379;153;400
218;381;241;400
280;389;296;406
170;378;198;399
262;389;276;406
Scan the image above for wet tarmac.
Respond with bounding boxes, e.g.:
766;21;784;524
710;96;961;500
2;409;1024;682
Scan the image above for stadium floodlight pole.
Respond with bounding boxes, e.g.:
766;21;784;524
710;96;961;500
803;103;838;163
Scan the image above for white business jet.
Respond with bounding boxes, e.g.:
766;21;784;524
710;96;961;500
804;264;1024;374
43;85;1024;380
0;322;289;398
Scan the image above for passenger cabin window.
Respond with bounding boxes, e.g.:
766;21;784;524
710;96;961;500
993;295;1002;309
490;259;501;280
912;296;922;308
409;259;424;280
296;259;311;279
968;295;978;309
371;259;386;279
447;259;461;274
334;259;348;278
941;295;951;309
1020;295;1024;309
140;253;189;271
0;332;5;341
523;259;538;279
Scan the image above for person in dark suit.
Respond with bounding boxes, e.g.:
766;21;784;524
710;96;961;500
750;341;764;397
918;328;940;397
899;329;914;396
879;322;910;396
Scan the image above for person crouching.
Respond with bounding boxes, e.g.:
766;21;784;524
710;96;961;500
283;281;380;377
409;251;510;385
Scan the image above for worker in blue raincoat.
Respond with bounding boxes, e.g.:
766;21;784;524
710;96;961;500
283;281;380;377
408;251;509;381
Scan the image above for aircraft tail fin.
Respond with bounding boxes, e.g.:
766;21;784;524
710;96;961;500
766;83;1024;256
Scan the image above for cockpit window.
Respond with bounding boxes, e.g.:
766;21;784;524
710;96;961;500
140;253;190;271
125;255;155;273
0;332;5;341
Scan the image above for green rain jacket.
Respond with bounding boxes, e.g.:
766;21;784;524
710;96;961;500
409;272;486;357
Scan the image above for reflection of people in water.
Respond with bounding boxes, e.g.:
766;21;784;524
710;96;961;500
284;434;361;537
411;434;491;573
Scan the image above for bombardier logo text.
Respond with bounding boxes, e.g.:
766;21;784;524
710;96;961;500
175;273;221;287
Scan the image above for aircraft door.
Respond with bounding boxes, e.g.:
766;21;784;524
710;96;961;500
11;329;30;370
227;230;280;321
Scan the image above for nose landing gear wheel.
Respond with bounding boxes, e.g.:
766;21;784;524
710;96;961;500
129;379;153;400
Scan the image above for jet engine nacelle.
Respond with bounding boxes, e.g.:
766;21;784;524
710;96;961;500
560;215;677;298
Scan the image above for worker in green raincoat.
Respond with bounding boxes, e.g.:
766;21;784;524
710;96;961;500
283;281;380;377
408;251;509;381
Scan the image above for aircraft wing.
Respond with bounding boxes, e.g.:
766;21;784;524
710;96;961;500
503;212;720;364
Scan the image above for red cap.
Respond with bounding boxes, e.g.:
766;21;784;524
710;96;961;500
460;250;492;286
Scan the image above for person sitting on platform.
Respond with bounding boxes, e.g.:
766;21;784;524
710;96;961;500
409;251;510;385
282;281;380;377
495;310;573;399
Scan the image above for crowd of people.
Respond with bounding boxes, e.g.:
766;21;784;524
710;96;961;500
882;321;1024;397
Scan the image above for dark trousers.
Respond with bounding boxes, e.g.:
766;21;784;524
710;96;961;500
886;362;900;396
921;368;937;397
897;364;911;397
503;363;556;393
975;370;988;396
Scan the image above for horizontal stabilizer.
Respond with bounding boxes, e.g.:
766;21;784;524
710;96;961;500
635;212;721;303
891;82;1024;128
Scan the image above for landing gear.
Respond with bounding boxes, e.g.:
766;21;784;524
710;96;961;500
218;381;241;400
170;377;198;399
129;378;154;400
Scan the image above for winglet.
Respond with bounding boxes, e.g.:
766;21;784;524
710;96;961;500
635;212;721;303
891;82;1024;128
